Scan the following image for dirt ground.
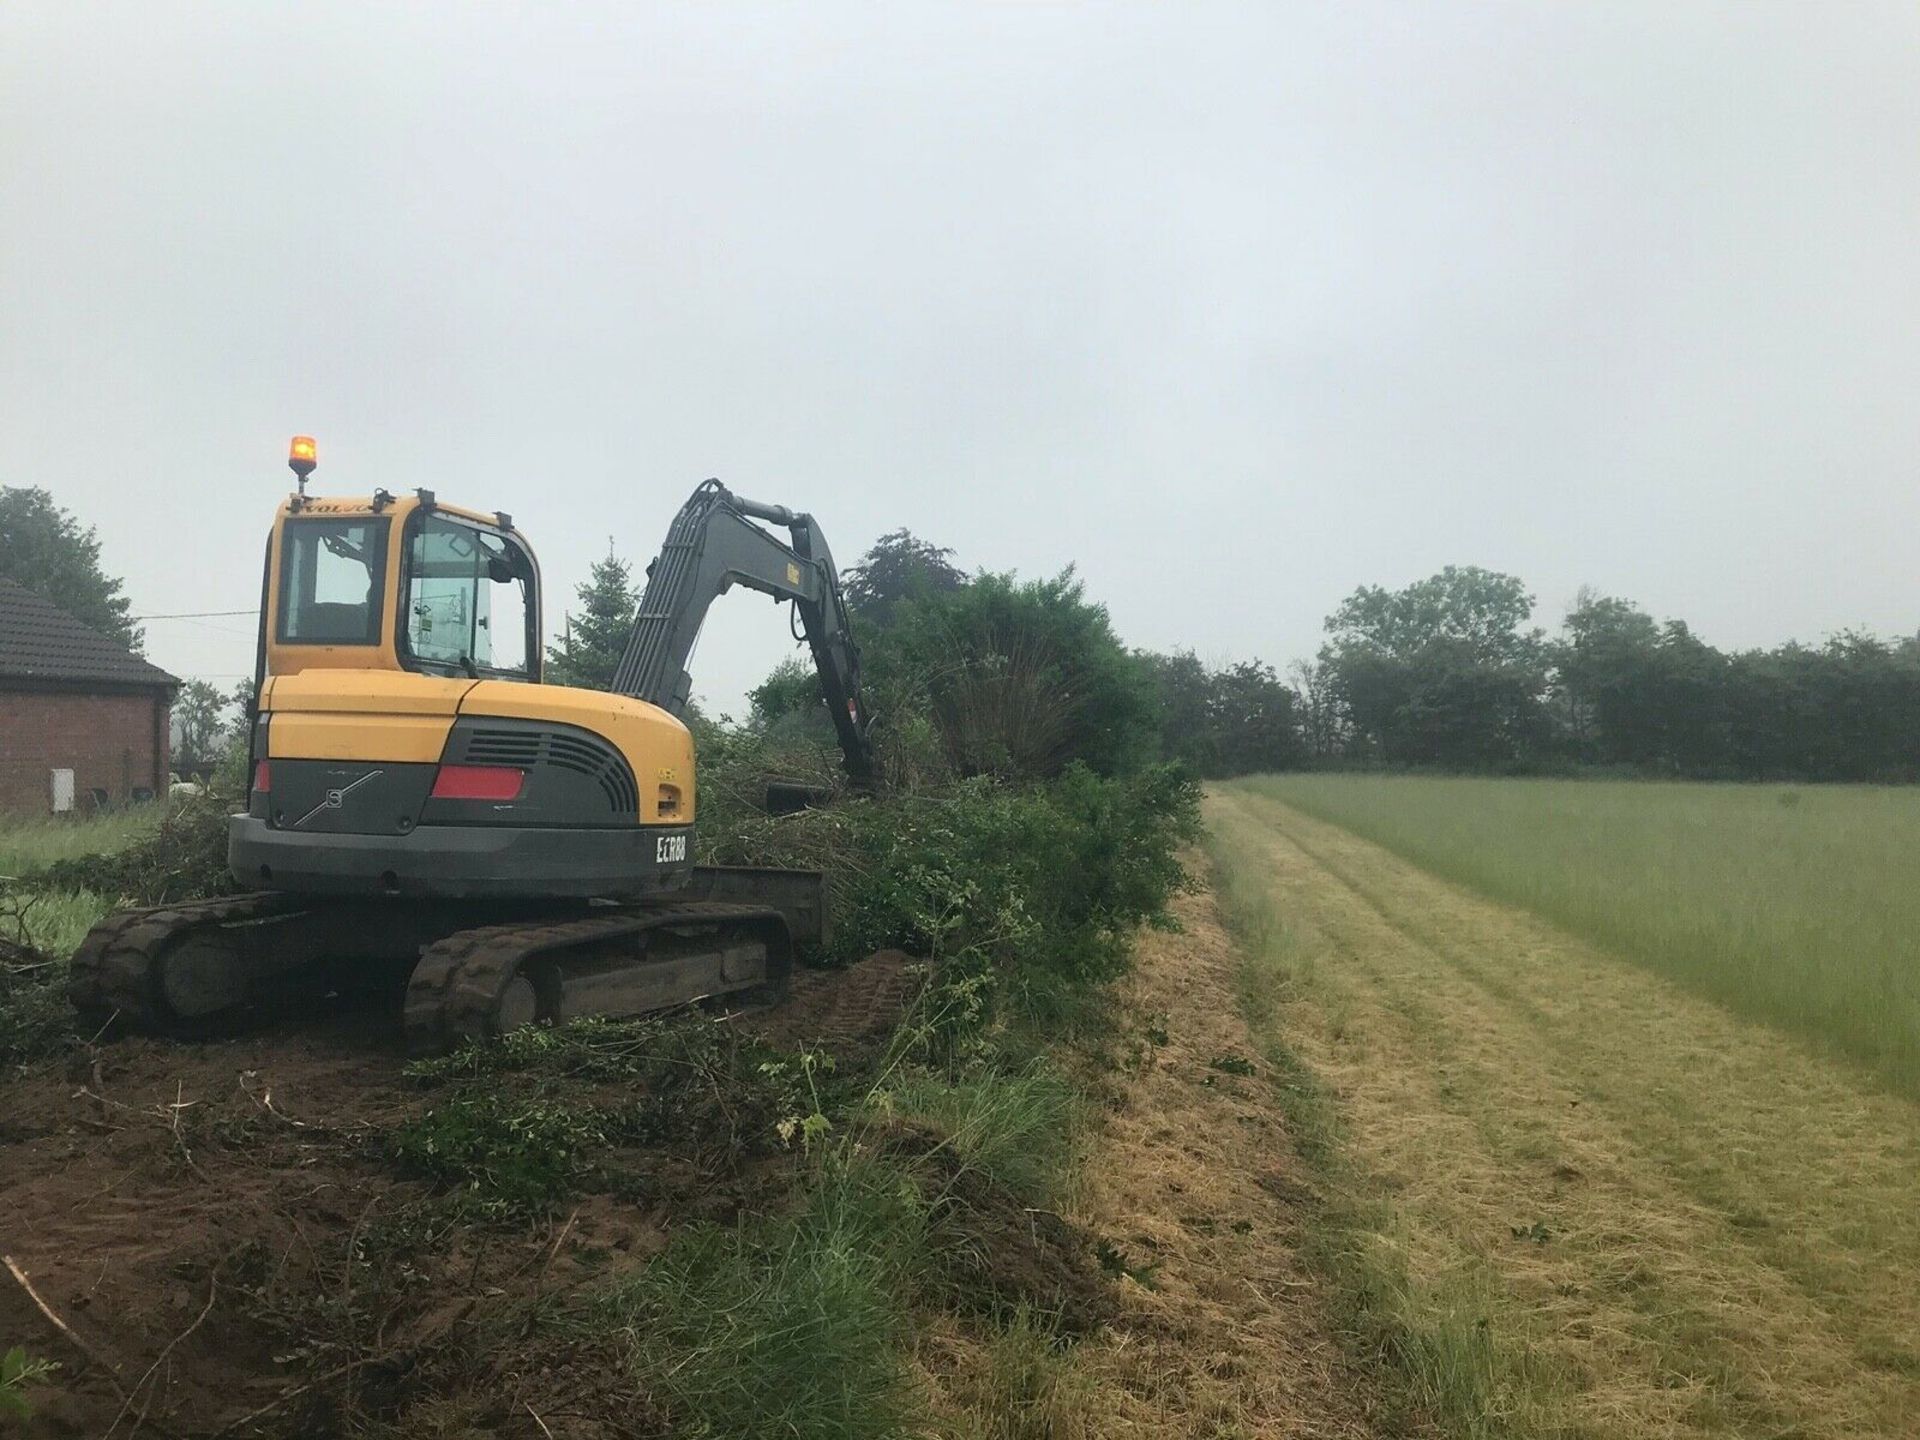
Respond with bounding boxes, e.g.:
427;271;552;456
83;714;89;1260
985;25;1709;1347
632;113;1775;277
1066;882;1379;1439
2;888;1388;1440
1209;786;1920;1440
0;1013;651;1438
0;952;933;1439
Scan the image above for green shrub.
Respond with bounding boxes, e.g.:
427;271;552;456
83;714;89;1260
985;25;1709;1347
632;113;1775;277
0;1347;57;1420
386;1094;612;1218
31;791;233;905
394;1015;833;1215
870;570;1161;780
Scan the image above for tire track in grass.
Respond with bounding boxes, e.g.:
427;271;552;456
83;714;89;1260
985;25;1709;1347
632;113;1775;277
1208;788;1920;1439
1230;787;1920;1382
1213;792;1805;1439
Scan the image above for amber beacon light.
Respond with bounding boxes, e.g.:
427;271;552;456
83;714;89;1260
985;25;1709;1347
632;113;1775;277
288;435;318;478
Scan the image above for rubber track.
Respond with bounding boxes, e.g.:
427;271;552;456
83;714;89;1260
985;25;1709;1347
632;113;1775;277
402;903;786;1054
66;892;305;1035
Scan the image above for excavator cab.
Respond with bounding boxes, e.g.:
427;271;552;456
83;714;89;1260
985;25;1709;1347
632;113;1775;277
266;492;537;678
236;451;697;902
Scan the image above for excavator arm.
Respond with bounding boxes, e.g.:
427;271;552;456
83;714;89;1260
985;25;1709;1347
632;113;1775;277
611;479;877;784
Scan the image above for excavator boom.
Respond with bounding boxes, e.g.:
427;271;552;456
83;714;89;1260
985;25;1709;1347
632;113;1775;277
613;480;877;785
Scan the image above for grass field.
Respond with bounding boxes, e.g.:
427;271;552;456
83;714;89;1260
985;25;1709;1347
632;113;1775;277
1240;774;1920;1098
1208;782;1920;1438
0;806;164;958
0;806;163;881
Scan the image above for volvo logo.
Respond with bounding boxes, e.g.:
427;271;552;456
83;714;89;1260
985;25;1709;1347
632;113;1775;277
294;770;383;828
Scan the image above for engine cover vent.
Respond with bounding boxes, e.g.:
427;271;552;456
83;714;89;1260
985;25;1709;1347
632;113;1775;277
448;720;639;818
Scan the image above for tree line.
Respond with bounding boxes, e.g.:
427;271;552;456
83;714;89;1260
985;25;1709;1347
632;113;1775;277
1302;566;1920;781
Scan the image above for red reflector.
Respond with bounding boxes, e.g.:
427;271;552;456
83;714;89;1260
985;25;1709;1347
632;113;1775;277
252;761;270;793
431;765;525;801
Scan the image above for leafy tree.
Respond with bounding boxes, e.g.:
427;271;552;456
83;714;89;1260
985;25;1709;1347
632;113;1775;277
1320;566;1549;767
1555;589;1665;764
0;486;143;652
1139;650;1303;777
226;677;258;747
1288;656;1345;760
748;655;824;727
1206;660;1302;775
546;545;639;691
1549;591;1920;780
844;529;966;626
1138;650;1217;772
173;680;229;764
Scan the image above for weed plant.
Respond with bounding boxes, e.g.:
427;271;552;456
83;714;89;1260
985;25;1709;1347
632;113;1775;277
603;1156;925;1440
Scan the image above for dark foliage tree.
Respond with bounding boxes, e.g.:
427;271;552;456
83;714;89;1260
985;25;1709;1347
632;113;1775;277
0;486;143;652
1207;660;1303;775
1554;591;1920;781
1289;656;1345;760
872;569;1158;779
1320;566;1550;767
1139;650;1303;777
1138;650;1216;771
748;655;823;727
546;545;639;691
843;529;966;626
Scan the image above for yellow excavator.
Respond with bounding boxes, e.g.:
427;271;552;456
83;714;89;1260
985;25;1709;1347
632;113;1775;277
70;437;876;1051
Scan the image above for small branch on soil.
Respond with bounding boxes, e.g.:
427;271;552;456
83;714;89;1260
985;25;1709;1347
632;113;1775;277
107;1271;219;1440
522;1206;581;1338
537;1208;580;1288
238;1070;312;1129
208;1298;479;1439
166;1080;208;1181
3;1253;132;1406
525;1401;557;1440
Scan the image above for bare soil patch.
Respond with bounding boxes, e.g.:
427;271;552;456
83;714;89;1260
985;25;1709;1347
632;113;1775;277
0;947;923;1438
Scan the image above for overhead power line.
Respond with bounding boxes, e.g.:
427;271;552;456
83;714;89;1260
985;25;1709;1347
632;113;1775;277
133;609;255;620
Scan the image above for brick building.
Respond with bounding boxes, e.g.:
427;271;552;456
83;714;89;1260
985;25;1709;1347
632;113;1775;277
0;578;178;815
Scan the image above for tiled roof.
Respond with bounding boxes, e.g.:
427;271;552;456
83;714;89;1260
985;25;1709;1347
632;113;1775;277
0;578;178;688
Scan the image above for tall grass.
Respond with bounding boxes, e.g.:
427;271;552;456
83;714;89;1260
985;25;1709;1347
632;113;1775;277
1242;774;1920;1097
881;1065;1081;1207
605;1156;924;1440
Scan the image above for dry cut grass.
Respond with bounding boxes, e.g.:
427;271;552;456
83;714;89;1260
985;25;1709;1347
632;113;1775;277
1209;784;1920;1439
1056;877;1376;1438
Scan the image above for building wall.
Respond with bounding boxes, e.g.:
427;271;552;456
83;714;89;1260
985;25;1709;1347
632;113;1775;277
0;687;171;814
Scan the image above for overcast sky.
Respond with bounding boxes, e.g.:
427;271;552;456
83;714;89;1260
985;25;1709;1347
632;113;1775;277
4;3;1916;712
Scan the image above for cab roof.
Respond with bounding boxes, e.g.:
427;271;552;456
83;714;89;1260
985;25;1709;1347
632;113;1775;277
276;492;514;532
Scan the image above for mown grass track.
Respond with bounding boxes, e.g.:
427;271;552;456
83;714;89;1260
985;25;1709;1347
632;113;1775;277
1243;774;1920;1098
1209;783;1920;1439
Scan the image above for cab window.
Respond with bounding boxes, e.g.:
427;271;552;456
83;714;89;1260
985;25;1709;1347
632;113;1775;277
402;514;534;679
277;518;388;645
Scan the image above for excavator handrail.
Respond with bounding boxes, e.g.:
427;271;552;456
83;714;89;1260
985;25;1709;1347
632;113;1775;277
611;480;877;784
